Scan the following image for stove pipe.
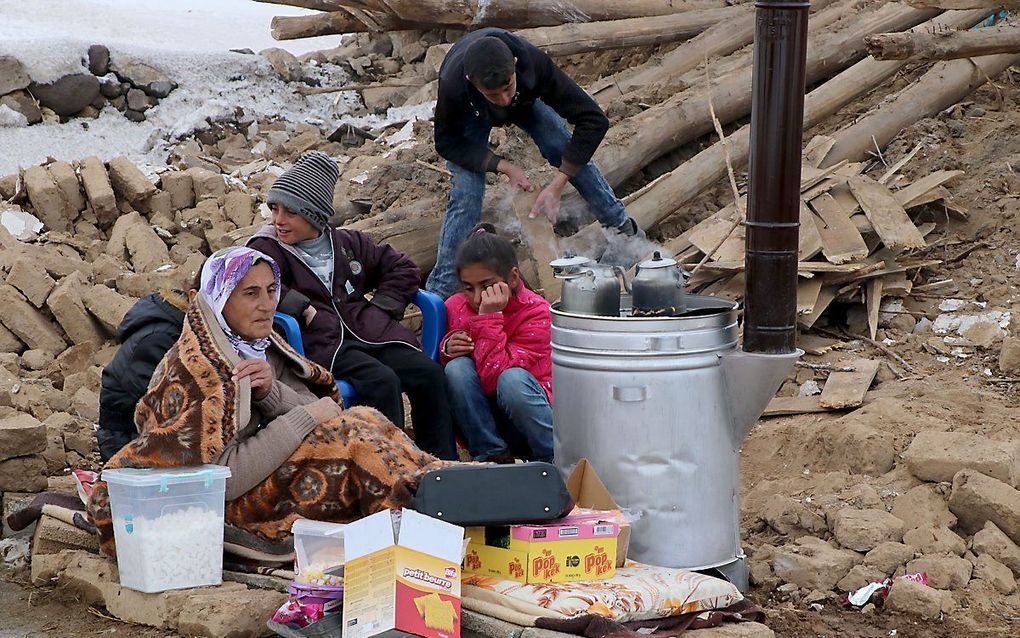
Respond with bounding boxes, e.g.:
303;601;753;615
743;0;810;354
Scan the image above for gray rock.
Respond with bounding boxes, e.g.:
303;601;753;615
111;60;176;97
87;45;110;76
124;109;146;123
146;81;174;99
260;47;303;82
0;55;30;95
772;536;861;591
885;579;953;619
905;555;972;590
126;88;149;112
29;74;101;117
0;91;42;125
863;542;916;575
831;508;905;552
110;95;127;111
99;77;122;98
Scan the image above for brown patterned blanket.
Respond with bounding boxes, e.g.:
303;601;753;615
88;298;445;557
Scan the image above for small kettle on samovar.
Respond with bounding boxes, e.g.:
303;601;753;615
550;255;629;317
631;251;687;316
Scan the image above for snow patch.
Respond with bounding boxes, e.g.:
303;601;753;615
0;105;28;128
0;208;44;240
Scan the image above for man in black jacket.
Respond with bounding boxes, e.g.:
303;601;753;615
426;28;641;298
97;290;187;461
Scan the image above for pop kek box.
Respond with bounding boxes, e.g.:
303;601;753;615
464;512;619;584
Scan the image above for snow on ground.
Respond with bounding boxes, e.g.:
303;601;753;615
0;1;365;175
0;0;340;55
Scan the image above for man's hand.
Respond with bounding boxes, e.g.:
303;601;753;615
479;282;511;315
528;172;570;223
302;305;317;325
233;359;275;401
444;331;474;358
497;160;533;192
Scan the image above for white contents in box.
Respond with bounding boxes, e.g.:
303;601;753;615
115;507;223;590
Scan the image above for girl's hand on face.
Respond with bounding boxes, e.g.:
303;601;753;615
445;331;474;357
233;359;275;401
478;282;511;315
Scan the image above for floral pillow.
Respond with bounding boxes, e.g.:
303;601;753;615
463;562;743;623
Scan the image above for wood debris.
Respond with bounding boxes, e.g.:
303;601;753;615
671;142;963;332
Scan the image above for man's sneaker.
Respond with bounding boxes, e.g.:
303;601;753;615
615;217;645;239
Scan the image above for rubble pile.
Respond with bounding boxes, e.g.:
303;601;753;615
0;45;178;126
745;429;1020;620
0;154;256;495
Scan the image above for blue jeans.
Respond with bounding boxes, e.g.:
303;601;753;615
426;99;630;298
444;357;554;462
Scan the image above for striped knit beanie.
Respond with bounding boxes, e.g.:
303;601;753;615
266;151;339;231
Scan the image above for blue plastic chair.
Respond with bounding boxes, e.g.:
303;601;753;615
273;290;447;408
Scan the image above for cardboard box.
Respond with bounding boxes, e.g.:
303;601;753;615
566;458;631;567
342;509;464;638
463;516;618;584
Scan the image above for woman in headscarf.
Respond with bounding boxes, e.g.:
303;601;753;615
88;247;446;557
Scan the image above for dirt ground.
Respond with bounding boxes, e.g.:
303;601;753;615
0;567;166;638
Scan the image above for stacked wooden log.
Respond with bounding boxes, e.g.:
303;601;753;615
259;0;731;37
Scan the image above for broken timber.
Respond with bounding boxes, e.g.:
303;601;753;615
865;24;1020;62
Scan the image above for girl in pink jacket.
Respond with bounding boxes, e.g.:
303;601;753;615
441;225;553;463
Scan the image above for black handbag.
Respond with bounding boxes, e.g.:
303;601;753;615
413;462;574;526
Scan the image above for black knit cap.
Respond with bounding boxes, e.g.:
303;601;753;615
464;36;515;89
266;151;339;231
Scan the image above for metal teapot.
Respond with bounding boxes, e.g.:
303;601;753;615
550;255;628;317
632;251;687;316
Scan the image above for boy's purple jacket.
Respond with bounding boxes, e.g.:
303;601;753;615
248;225;422;372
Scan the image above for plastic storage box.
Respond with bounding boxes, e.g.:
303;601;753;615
103;465;231;593
292;519;346;586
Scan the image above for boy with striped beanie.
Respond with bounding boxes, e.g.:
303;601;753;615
249;151;458;460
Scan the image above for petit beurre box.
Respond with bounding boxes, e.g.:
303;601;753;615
342;509;464;638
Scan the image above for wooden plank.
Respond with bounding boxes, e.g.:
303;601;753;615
763;396;829;417
818;358;881;409
810;192;870;264
835;162;867;178
878;142;923;185
892;170;965;208
800;160;848;193
798;285;837;329
688;213;741;256
799;202;824;261
699;261;870;274
798;278;824;316
718;273;745;300
801;176;841;202
797;334;844;356
849;176;927;251
903;184;949;209
866;278;883;340
830;183;861;216
882;272;913;296
804;135;837;168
